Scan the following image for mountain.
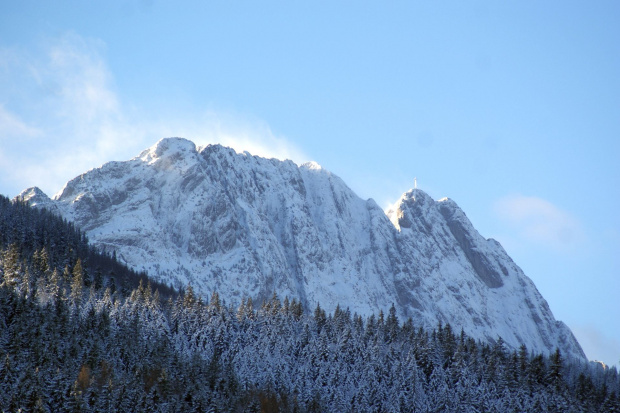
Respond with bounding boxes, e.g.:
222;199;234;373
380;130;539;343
17;137;585;361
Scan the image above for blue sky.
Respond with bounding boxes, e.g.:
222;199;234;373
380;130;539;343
1;1;618;367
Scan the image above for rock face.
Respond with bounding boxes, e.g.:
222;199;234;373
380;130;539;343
18;137;585;361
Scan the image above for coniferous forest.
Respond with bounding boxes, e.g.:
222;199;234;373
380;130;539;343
1;195;619;412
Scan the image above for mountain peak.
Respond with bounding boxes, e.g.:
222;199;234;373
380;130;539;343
138;137;197;164
301;161;323;171
199;143;239;158
15;186;53;208
385;188;437;230
16;186;47;200
403;188;434;203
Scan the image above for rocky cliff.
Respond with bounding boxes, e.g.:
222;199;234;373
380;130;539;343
18;137;585;361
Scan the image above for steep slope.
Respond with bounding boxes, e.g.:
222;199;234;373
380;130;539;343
386;190;582;360
18;137;585;361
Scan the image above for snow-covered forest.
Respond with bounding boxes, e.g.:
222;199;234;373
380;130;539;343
1;195;618;412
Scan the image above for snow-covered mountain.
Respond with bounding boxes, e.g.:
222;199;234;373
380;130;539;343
18;137;585;361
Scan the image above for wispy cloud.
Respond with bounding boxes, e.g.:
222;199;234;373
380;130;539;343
571;324;620;368
168;110;308;164
46;34;119;123
0;33;133;196
0;33;307;198
493;194;585;253
0;105;42;138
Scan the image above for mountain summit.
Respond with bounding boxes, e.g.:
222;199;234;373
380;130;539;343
18;137;585;361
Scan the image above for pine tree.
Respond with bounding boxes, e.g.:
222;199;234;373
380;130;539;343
70;259;84;305
209;290;221;314
1;244;22;288
183;285;197;308
548;347;564;390
314;303;326;333
93;268;103;291
385;303;400;343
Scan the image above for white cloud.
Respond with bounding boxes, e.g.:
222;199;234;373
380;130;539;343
167;110;308;164
0;34;132;197
0;33;308;198
493;194;585;253
47;33;119;121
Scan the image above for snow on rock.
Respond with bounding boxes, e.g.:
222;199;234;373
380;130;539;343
16;187;60;215
20;137;586;362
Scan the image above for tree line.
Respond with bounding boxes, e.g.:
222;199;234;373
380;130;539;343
1;194;618;412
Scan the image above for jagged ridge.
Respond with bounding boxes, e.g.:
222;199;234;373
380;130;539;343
17;137;586;361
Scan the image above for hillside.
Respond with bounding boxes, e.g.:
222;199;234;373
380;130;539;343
1;193;619;411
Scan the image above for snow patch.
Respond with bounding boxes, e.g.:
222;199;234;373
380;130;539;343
301;161;323;170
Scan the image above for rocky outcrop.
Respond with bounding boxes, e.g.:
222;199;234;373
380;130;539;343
19;137;586;361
